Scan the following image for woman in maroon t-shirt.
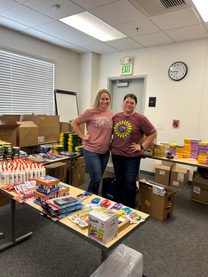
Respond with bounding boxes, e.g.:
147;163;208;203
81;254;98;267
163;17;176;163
111;93;157;208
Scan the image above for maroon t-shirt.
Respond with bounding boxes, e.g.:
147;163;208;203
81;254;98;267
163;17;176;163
111;112;156;157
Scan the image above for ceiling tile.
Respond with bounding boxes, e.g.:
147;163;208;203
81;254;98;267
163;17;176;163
0;0;208;54
23;0;84;20
90;0;145;26
134;32;174;47
166;25;208;42
106;37;143;50
0;16;28;31
70;0;116;10
84;42;118;54
34;21;80;39
116;18;160;37
150;7;201;31
2;4;53;27
0;0;20;13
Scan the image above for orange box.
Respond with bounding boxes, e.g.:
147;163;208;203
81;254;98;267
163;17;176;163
36;175;60;194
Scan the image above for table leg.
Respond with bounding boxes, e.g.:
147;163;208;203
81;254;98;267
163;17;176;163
0;199;33;252
101;250;109;263
68;158;73;185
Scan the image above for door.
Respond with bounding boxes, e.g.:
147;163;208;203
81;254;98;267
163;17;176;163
108;77;146;166
110;77;145;114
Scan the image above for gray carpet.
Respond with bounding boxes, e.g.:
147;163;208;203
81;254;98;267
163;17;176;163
0;173;208;277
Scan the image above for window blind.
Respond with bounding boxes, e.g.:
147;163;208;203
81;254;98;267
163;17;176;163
0;49;55;115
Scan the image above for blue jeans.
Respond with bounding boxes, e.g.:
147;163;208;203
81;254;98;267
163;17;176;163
112;154;141;208
83;148;110;195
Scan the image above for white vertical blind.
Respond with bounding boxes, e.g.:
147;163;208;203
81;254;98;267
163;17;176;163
0;49;55;115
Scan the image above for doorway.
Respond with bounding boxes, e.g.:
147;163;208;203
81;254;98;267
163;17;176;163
107;76;146;167
108;76;146;114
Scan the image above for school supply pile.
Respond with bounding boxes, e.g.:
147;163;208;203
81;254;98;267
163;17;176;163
40;195;84;221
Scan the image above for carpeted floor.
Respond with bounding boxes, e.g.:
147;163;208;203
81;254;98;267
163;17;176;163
0;172;208;277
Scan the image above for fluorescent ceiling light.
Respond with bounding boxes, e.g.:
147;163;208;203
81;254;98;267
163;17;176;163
192;0;208;22
59;12;126;42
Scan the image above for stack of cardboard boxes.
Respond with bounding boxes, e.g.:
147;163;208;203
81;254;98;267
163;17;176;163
1;114;60;147
155;161;189;189
191;171;208;205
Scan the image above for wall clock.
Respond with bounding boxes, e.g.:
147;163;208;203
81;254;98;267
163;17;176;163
168;61;188;81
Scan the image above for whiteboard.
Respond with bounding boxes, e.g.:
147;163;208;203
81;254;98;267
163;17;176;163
54;89;79;122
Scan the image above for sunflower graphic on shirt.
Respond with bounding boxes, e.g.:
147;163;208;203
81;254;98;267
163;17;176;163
114;120;132;138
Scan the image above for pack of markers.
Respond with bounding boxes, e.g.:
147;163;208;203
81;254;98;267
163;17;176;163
40;195;84;221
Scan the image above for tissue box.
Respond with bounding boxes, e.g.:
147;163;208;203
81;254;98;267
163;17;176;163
88;208;118;245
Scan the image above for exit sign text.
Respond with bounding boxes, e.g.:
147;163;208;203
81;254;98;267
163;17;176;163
121;64;133;75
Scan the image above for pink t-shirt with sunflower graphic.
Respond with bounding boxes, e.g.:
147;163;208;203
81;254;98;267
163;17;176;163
111;112;156;157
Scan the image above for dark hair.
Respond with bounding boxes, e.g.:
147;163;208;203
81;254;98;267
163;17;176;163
123;93;137;104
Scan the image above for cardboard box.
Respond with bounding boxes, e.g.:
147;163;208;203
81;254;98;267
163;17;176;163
155;161;175;186
191;171;208;205
0;192;10;206
44;162;68;183
21;114;60;143
170;166;189;189
16;121;38;147
0;128;17;146
71;157;86;186
0;116;20;145
60;122;85;134
36;175;60;195
88;208;118;245
2;115;22;121
138;179;176;221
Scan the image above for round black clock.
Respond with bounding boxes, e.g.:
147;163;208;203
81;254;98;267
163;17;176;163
168;61;188;81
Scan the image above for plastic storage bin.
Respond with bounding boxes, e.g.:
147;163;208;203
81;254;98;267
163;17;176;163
90;244;143;277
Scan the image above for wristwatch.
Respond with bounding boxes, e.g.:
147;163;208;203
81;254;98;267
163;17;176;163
140;143;144;150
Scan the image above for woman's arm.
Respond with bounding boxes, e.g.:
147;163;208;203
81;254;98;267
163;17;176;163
141;132;157;149
71;117;90;141
131;131;157;152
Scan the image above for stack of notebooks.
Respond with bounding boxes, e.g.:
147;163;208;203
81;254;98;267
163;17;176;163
40;195;84;221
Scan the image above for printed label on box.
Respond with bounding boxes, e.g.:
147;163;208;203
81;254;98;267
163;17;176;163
193;185;201;194
159;170;165;176
177;173;184;182
172;181;179;187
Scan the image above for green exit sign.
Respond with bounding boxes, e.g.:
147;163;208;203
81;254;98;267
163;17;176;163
121;64;133;75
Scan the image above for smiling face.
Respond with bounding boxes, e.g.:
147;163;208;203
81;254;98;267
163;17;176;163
98;92;111;111
122;96;136;115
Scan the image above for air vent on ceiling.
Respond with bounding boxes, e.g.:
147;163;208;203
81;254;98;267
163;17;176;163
128;0;192;16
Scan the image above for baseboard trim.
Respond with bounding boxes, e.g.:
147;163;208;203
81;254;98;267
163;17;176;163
140;170;155;177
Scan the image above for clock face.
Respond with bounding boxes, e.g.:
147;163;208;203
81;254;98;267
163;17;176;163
168;61;188;81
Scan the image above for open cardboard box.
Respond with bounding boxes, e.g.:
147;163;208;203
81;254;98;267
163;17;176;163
138;178;177;221
21;114;60;143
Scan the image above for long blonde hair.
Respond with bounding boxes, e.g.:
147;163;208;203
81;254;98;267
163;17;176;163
92;89;111;108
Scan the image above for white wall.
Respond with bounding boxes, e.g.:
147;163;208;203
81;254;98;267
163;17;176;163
1;26;208;174
93;40;208;173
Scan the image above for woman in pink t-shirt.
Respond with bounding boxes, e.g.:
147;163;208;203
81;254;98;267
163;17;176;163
71;89;113;194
